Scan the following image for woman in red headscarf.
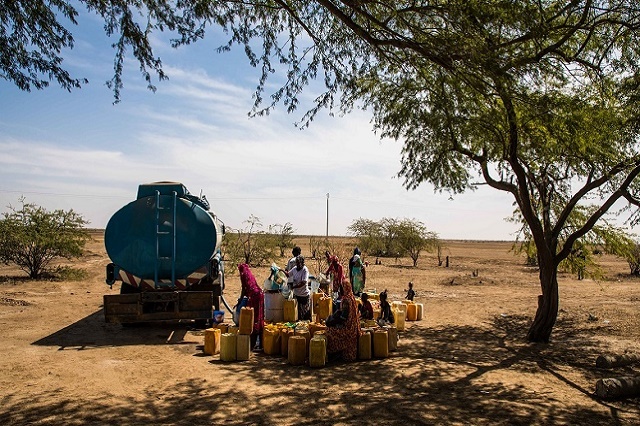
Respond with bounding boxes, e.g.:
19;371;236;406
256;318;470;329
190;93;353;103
325;277;361;361
325;251;345;297
238;263;265;350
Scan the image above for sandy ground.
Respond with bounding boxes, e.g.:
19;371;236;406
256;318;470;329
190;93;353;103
0;235;639;425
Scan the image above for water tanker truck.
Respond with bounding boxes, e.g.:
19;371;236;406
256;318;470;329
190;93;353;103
103;182;225;324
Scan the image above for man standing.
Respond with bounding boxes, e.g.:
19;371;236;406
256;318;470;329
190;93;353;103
288;255;311;321
286;246;301;288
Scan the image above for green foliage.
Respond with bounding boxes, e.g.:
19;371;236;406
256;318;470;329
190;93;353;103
0;1;87;92
511;238;538;267
623;243;640;276
0;199;89;279
347;218;385;255
511;205;637;279
348;217;439;267
9;1;640;341
49;266;89;281
560;242;604;281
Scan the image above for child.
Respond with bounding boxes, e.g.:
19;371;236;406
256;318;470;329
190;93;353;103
358;292;374;320
406;281;415;301
377;290;394;326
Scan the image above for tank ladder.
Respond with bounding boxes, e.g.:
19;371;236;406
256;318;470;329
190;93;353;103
154;190;177;288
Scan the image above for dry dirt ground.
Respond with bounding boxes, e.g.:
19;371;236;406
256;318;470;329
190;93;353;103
0;234;639;425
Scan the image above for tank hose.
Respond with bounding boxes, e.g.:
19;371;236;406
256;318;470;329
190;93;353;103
219;266;234;314
221;295;234;314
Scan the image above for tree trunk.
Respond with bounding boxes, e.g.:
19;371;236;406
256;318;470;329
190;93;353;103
526;265;559;343
595;376;640;399
596;353;640;369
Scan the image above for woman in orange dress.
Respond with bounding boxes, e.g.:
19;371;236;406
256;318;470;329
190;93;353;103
325;277;361;361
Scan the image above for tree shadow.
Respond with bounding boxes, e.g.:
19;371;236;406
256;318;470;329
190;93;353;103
0;275;34;284
32;309;203;349
5;315;637;425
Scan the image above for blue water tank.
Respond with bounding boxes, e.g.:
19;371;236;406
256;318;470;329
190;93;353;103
104;182;222;280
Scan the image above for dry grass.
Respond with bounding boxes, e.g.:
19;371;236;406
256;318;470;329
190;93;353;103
0;233;639;425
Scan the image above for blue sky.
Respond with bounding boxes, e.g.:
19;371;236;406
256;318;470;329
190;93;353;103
0;9;521;241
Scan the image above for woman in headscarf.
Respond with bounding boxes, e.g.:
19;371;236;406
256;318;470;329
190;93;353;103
349;248;366;296
325;277;361;362
325;251;345;297
238;263;265;350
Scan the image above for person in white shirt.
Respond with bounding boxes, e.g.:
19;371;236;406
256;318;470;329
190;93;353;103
285;246;301;287
287;255;310;321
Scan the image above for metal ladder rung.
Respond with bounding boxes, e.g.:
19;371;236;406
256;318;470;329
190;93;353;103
155;190;177;289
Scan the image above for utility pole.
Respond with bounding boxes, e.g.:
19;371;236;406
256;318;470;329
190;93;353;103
326;193;329;237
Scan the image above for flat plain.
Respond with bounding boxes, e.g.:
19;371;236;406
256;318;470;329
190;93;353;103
0;233;639;425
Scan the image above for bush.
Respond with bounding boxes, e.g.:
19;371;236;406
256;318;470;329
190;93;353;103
0;200;89;279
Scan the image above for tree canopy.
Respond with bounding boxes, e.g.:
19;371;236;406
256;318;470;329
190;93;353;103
0;200;89;279
348;217;438;267
6;1;640;342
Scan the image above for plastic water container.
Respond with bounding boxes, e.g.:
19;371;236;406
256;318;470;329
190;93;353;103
288;336;306;365
392;301;407;313
239;307;254;335
280;328;293;356
284;299;297;322
358;332;372;360
312;293;323;314
264;292;285;323
373;330;389;358
204;328;221;355
406;303;418;321
386;326;398;351
309;335;327;367
232;297;249;325
316;297;332;321
361;327;375;357
373;308;381;320
416;303;424;321
295;329;311;351
236;334;251;361
309;323;327;336
263;327;281;356
394;307;406;331
272;265;287;286
220;333;237;361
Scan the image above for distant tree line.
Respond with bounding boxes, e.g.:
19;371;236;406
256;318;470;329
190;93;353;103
221;215;441;272
347;217;440;267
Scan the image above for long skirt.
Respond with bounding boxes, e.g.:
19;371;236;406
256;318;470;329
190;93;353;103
351;266;364;295
295;295;311;321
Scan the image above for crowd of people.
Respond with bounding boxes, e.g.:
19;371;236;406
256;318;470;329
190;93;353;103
234;245;416;361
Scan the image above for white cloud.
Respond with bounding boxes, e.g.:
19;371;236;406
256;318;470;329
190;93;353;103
0;27;522;240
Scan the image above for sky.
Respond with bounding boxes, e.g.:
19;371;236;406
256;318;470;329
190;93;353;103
0;8;522;241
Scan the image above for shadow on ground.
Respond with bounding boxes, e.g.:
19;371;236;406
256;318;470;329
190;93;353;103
32;309;204;349
6;315;639;425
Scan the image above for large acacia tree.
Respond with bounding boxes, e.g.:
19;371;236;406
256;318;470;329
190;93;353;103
5;1;640;342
